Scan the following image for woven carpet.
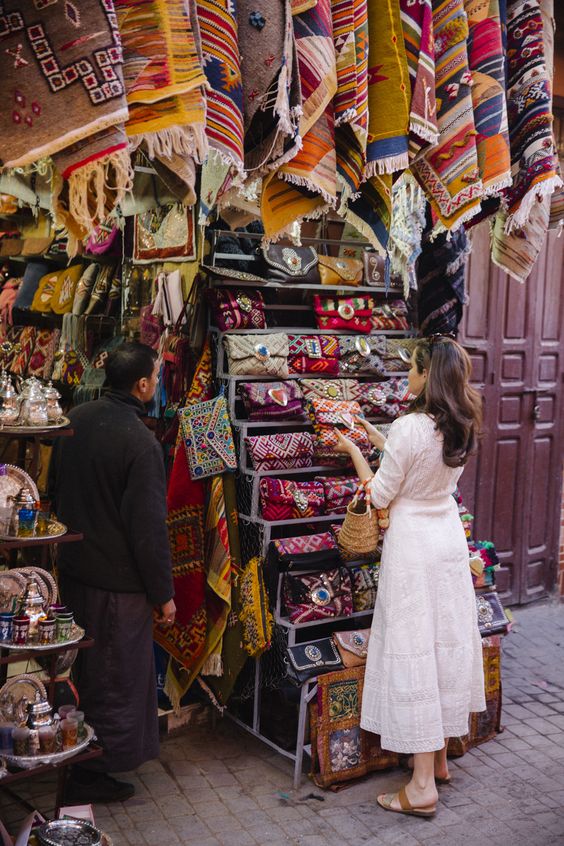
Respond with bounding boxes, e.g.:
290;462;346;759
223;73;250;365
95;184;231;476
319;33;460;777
400;0;438;160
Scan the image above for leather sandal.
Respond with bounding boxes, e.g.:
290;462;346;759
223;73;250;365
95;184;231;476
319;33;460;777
377;787;437;818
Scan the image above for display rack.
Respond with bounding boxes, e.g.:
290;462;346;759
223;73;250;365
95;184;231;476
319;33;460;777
0;427;100;816
207;238;412;787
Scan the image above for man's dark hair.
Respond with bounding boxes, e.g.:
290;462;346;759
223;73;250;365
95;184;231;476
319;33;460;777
105;342;158;393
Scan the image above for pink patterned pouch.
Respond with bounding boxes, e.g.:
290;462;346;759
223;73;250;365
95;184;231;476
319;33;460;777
209;288;266;331
315;476;360;515
260;478;325;521
273;531;341;571
245;431;314;471
358;378;411;417
239;380;305;421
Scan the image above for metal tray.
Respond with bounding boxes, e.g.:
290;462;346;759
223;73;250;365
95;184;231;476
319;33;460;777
37;818;101;846
0;520;68;542
4;624;85;652
0;417;70;435
3;723;95;768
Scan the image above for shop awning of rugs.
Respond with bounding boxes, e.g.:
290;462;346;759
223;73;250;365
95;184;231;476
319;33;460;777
0;0;562;805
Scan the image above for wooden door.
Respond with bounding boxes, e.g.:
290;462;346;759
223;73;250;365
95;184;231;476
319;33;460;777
459;224;564;605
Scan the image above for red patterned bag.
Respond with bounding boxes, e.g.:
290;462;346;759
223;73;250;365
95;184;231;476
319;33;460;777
313;295;374;334
315;476;360;515
209;288;266;331
239;381;305;421
283;567;353;623
358;378;412;418
287;334;340;375
260;478;325;521
273;532;341;571
308;398;371;459
371;300;409;331
27;328;60;380
245;432;314;471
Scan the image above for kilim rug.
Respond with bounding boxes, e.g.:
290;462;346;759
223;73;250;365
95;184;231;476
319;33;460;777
0;1;131;240
502;0;561;232
414;0;483;233
154;341;213;709
464;0;511;197
196;0;245;176
344;173;392;254
400;0;439;161
365;0;410;176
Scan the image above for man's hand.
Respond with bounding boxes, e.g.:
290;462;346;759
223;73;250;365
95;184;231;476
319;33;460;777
154;598;176;626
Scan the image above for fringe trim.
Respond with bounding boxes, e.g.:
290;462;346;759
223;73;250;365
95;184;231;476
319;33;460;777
266;133;303;172
481;173;512;199
131;125;208;164
431;201;482;239
207;146;246;180
279;171;337;207
504;174;564;233
490;252;527;283
200;653;223;677
409;119;439;147
65;147;133;239
163;674;182;714
262;202;330;247
335;108;358;127
344;207;387;254
196;677;225;714
446;240;472;275
273;62;293;137
365;152;409;177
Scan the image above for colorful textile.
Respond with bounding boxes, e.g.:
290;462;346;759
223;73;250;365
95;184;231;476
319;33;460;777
310;667;399;787
388;171;427;296
414;0;483;232
365;0;410;176
417;210;470;335
156;342;214;709
465;0;511;197
448;639;502;756
0;1;131;241
400;0;439;159
239;0;298;173
115;0;207;160
344;173;392;253
261;0;337;241
196;0;245;174
503;0;561;231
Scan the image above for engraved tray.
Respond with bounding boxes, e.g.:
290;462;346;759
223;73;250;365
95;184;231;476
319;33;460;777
5;624;85;652
3;724;95;768
0;417;70;435
0;520;68;542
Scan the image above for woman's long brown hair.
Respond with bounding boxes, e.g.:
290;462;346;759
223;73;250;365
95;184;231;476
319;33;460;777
408;338;482;467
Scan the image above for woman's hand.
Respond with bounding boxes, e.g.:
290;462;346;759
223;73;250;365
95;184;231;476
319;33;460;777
333;428;355;454
359;418;387;451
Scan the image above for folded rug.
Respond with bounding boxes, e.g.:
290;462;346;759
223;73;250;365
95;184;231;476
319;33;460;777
400;0;439;160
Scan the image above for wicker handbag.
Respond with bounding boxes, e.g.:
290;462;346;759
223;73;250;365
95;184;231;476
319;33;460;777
338;489;379;559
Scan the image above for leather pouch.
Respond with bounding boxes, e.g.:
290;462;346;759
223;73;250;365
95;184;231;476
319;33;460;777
286;639;343;684
332;629;371;667
262;245;320;284
318;255;363;287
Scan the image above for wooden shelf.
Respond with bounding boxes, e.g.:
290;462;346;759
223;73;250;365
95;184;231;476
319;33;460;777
0;530;83;551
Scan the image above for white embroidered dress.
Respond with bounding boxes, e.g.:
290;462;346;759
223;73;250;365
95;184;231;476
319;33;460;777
361;413;486;753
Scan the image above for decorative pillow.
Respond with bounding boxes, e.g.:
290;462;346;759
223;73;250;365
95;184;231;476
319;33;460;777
51;264;84;314
14;260;51;310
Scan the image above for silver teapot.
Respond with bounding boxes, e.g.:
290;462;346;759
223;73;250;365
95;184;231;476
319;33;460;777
27;698;54;730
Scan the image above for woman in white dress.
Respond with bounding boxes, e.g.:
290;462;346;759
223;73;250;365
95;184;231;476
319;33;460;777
334;336;486;818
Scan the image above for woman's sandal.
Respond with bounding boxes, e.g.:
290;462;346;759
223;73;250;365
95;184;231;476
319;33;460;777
377;787;437;818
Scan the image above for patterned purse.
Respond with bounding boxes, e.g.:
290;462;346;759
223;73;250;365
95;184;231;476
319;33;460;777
372;300;410;331
475;591;510;637
283;567;353;624
209;288;266;331
9;326;37;377
308;398;371;458
287;334;340;375
332;630;371;668
318;255;363;287
133;203;196;262
27;329;60;380
224;333;289;377
285;639;343;684
245;431;314;471
273;532;341;571
338;335;387;376
259;478;325;521
299;378;360;403
313;295;374;334
178;392;237;480
262;245;320;284
239;557;273;657
382;338;418;372
350;564;380;611
239;381;305;421
315;476;360;515
358;378;411;417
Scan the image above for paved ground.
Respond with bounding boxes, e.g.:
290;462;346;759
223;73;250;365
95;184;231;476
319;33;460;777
2;598;564;845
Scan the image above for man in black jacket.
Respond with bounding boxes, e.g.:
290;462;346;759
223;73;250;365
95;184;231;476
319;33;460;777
51;342;175;803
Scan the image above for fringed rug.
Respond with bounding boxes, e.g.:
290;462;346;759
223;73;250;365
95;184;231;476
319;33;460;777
365;0;410;176
196;0;245;175
400;0;438;161
502;0;561;232
414;0;483;233
465;0;511;198
344;173;392;254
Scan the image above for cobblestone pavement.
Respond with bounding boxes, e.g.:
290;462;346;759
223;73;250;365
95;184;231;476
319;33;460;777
2;599;564;845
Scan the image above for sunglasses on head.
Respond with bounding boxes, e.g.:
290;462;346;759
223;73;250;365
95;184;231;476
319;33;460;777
396;332;457;364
